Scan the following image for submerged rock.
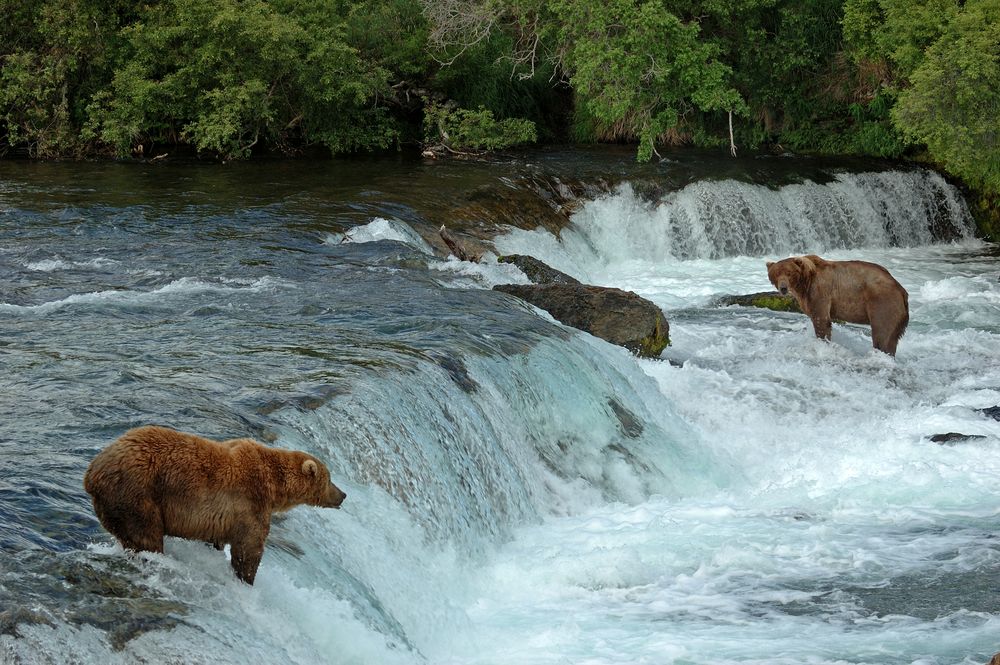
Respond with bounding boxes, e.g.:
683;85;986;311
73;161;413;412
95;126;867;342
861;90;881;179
716;291;803;313
929;432;988;444
978;405;1000;421
607;397;644;438
493;283;670;357
453;176;603;236
0;550;191;650
497;254;581;285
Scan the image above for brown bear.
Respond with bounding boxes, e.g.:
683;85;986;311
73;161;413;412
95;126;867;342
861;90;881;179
83;425;346;585
766;254;909;356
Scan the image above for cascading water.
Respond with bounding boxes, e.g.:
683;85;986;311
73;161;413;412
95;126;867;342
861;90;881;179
1;153;998;665
494;169;975;277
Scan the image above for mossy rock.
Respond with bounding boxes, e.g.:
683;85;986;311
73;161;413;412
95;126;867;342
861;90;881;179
970;190;1000;242
716;291;802;314
632;315;670;357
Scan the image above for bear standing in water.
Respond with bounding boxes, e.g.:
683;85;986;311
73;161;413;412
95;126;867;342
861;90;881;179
766;254;909;356
84;425;346;584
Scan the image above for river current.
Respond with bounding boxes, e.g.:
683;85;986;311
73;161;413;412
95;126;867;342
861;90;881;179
1;150;998;665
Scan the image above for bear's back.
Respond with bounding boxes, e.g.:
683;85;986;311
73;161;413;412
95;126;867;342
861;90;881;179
84;426;254;498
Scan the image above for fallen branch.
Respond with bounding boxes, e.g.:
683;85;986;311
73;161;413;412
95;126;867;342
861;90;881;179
729;110;737;158
439;225;482;262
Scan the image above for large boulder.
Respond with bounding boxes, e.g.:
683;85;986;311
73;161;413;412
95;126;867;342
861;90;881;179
494;283;670;358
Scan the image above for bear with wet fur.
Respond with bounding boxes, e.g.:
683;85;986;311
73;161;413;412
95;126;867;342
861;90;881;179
766;254;909;356
84;425;346;584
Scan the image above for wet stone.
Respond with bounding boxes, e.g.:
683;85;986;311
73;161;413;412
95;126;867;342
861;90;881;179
930;432;988;444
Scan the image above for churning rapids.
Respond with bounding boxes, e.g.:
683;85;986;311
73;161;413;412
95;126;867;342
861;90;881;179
1;149;998;665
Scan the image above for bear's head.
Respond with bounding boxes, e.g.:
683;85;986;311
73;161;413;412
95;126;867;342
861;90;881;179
766;256;815;298
284;454;346;511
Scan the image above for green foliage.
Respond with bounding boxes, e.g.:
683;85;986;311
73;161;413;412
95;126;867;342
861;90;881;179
423;103;537;151
892;0;1000;193
969;190;1000;242
84;0;395;159
431;31;567;140
344;0;432;80
547;0;745;160
842;0;959;74
841;0;885;63
706;0;842;107
0;0;131;156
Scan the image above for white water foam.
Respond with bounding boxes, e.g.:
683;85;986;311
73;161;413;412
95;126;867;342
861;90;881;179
326;218;435;254
429;253;532;289
0;276;290;314
24;257;120;272
464;172;1000;664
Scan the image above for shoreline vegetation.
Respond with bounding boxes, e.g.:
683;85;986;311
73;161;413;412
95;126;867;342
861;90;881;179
1;0;998;239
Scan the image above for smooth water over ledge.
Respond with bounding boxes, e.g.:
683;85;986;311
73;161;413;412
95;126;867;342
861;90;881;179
0;150;998;665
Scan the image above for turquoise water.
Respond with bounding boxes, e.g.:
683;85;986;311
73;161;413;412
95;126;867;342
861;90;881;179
1;151;997;664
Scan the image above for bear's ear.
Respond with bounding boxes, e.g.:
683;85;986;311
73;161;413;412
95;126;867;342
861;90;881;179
302;459;319;477
766;261;774;268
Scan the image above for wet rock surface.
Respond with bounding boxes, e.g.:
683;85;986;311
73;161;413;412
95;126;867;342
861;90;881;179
715;291;803;313
494;283;670;358
497;254;581;285
929;432;988;444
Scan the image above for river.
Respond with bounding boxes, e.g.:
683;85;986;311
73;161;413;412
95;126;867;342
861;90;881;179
1;149;998;665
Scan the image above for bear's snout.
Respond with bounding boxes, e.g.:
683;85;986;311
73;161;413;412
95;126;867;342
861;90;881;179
323;483;346;509
779;285;788;295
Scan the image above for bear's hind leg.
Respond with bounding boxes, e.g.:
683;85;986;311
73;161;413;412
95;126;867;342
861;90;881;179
867;302;906;356
96;497;165;553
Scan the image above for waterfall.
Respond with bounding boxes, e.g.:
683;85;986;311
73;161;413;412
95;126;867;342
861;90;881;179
123;334;726;664
274;335;724;550
495;169;976;270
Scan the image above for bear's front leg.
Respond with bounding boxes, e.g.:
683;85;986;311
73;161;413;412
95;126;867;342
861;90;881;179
230;519;270;585
811;315;832;341
807;295;832;341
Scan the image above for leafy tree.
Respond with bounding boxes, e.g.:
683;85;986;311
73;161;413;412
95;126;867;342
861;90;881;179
892;0;1000;193
86;0;395;158
0;0;997;222
842;0;958;75
0;0;132;156
544;0;745;159
683;0;844;149
430;35;567;142
345;0;432;81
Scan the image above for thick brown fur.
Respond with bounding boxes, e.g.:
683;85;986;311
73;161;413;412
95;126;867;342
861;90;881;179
766;254;909;356
83;425;346;584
